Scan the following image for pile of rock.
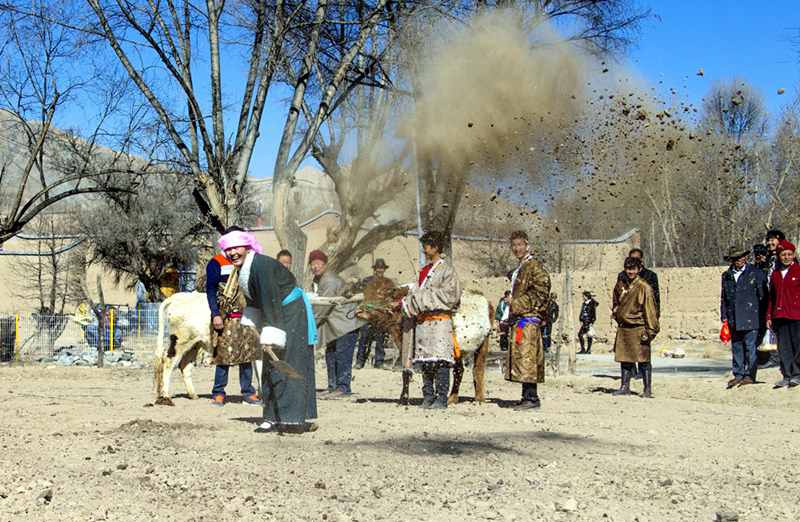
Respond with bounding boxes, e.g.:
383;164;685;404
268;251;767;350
37;348;145;368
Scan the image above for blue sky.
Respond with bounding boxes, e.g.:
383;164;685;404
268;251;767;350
246;1;800;180
629;1;798;120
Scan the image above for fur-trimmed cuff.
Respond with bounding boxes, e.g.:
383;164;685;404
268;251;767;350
260;327;286;347
241;306;260;328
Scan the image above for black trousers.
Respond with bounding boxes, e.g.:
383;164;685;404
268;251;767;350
578;323;592;351
773;318;800;379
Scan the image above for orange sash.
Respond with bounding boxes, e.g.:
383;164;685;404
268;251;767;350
417;314;460;357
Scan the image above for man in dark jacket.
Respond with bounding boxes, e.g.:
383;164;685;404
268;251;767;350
720;245;768;388
766;240;800;388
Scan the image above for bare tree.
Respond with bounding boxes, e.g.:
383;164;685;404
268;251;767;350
9;208;85;353
0;5;137;244
76;172;208;301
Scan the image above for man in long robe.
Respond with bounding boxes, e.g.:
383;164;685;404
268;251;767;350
504;230;551;411
399;231;462;410
612;256;660;398
218;230;318;434
307;250;361;398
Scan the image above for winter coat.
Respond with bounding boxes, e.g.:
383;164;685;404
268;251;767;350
309;271;361;347
720;263;767;332
613;277;660;363
767;262;800;322
579;299;597;325
505;256;551;384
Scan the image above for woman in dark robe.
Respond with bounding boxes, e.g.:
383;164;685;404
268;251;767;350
218;231;318;433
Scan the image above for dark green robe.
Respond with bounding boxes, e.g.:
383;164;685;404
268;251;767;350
241;253;317;424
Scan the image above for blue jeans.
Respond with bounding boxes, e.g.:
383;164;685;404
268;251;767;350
731;329;758;381
325;329;359;394
213;363;255;397
356;323;386;367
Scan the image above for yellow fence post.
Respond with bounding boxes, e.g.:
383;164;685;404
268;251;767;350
110;309;114;352
14;314;18;361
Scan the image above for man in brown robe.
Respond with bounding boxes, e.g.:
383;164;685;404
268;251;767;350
504;230;551;411
612;256;660;398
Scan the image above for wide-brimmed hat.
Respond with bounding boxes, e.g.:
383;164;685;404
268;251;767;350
372;258;389;269
723;245;749;261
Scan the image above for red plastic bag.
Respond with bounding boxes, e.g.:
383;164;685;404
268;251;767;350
720;320;731;345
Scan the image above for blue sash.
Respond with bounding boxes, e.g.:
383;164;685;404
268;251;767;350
282;287;318;345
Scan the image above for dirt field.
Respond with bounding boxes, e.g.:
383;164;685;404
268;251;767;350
1;353;799;522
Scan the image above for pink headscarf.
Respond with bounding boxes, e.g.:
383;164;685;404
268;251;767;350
217;230;264;256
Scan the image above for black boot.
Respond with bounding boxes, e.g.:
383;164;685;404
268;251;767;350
419;363;435;409
578;336;585;354
640;362;653;398
585;337;592;355
612;363;632;396
430;364;450;409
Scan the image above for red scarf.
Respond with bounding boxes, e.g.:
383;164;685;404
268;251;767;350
418;263;434;286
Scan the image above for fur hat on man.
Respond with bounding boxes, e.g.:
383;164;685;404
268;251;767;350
723;245;749;261
308;249;328;264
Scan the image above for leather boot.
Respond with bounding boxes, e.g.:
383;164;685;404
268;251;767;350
640;362;653;398
430;364;450;409
419;364;435;409
612;363;632;396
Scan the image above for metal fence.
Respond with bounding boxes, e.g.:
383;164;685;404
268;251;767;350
0;306;167;362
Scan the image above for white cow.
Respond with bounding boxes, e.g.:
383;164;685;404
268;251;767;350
152;292;263;406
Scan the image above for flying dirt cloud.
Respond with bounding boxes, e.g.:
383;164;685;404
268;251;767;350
414;12;586;165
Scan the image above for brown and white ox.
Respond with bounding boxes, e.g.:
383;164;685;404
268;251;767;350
355;278;493;405
152;292;262;406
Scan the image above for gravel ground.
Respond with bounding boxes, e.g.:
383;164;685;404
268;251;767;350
0;354;798;522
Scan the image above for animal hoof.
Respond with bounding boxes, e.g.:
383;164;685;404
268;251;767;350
155;397;175;406
189;394;200;400
447;396;459;405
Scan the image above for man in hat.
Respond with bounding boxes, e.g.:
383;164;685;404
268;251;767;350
355;259;391;370
307;250;362;398
766;239;800;388
720;245;768;388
